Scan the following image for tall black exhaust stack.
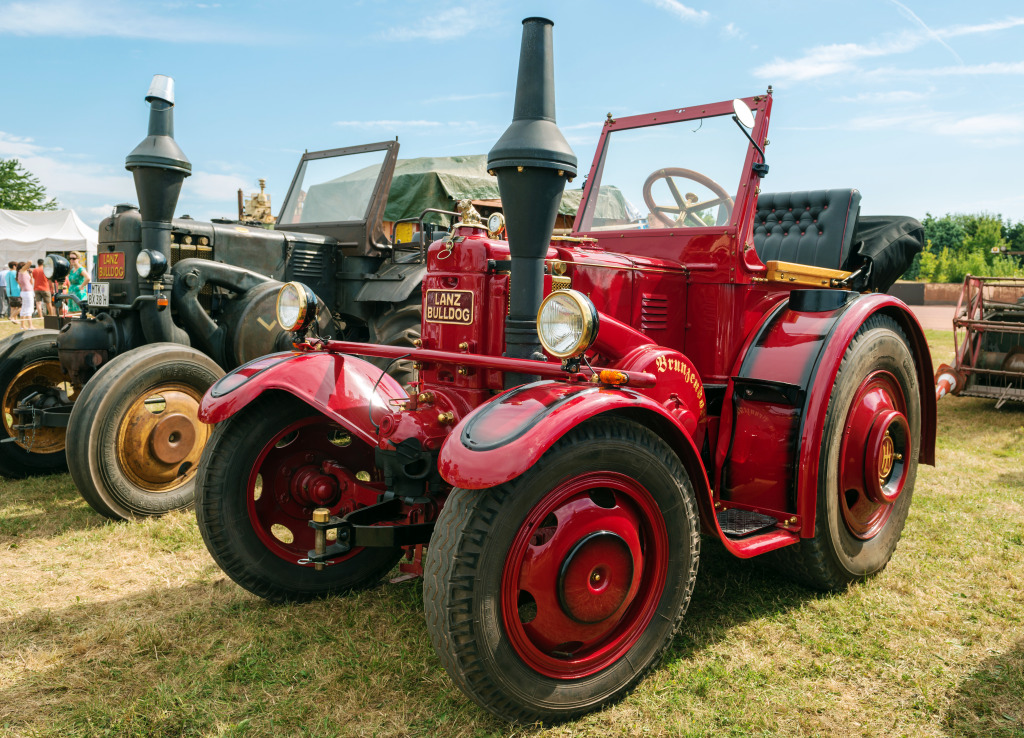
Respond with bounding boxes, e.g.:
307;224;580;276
488;17;577;388
125;75;190;344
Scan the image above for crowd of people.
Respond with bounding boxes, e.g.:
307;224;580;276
0;252;90;330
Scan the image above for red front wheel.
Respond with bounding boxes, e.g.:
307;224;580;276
195;393;401;602
424;417;699;724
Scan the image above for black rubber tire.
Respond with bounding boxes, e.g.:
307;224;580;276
66;343;224;521
0;330;69;478
423;416;700;724
768;314;921;591
367;292;422;389
194;393;402;603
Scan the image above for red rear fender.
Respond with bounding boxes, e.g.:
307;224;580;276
198;351;407;447
438;381;710;503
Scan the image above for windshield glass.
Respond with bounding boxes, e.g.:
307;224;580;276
577;112;753;231
278;149;389;225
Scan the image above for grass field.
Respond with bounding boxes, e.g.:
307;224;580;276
0;327;1021;737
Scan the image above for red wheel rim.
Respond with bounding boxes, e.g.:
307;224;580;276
247;418;381;564
838;370;911;540
500;472;669;679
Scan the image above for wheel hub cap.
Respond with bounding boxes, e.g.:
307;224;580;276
839;370;911;539
558;531;634;624
148;412;197;465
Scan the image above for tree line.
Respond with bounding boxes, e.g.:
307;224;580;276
902;212;1024;283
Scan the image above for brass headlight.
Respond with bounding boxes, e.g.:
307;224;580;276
275;281;319;333
537;289;599;359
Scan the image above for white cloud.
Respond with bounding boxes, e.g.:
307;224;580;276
870;61;1024;77
845;110;1024;143
377;6;485;42
721;22;744;39
642;0;709;23
755;37;916;81
186;171;250;202
755;14;1024;83
0;0;271;43
835;90;929;104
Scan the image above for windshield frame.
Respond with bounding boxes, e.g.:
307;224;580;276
277;140;398;228
572;95;771;235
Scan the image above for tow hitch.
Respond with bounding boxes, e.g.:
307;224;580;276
2;389;74;445
305;497;434;567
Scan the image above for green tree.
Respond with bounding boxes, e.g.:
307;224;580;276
0;159;58;211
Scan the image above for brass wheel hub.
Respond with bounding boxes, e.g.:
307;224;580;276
116;384;209;492
2;359;75;454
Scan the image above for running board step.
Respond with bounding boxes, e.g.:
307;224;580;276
717;509;778;538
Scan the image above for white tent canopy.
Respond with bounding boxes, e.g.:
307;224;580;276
0;209;98;268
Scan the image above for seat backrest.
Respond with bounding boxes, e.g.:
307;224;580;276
752;189;862;270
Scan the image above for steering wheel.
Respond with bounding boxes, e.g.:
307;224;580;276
642;168;734;228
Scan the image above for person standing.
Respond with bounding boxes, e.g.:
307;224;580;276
66;251;89;313
0;261;9;319
17;262;34;329
4;261;22;325
32;259;52;318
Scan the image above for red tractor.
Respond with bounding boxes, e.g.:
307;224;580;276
193;17;936;724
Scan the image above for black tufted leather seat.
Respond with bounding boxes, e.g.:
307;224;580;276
752;189;862;270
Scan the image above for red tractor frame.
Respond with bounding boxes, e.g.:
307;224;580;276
193;18;936;724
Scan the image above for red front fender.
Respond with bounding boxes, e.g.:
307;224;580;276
198;351;406;447
438;380;709;496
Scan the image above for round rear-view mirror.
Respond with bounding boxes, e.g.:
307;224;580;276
732;99;755;129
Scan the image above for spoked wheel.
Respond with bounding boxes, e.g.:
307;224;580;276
0;330;73;477
424;417;699;724
66;343;224;520
195;393;402;602
642;167;734;227
769;314;921;591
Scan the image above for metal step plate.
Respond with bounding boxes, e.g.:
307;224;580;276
717;508;778;538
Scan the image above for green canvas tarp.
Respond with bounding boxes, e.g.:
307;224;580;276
304;154;632;227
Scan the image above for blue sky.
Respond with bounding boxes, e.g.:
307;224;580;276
1;0;1022;230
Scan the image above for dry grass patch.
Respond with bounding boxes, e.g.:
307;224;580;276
0;328;1022;737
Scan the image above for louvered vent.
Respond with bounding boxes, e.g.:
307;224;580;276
641;293;668;330
290;246;324;281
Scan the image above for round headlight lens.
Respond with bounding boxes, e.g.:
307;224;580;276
44;254;70;282
136;250;152;278
276;281;318;333
537;289;599;359
135;249;167;279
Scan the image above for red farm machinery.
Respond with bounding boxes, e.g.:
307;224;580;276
935;275;1024;407
192;18;937;723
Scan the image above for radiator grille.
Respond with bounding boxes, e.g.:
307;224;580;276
290;247;325;281
641;293;668;330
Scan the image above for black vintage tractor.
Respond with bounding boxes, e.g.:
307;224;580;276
0;75;427;520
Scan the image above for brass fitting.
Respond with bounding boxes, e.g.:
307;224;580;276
457;367;469;376
458;341;470;351
438;411;455;425
312;507;330;571
417;392;435;404
412;339;423;348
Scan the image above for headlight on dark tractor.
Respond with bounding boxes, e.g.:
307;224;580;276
44;254;70;282
276;281;319;333
136;249;167;279
537;289;599;359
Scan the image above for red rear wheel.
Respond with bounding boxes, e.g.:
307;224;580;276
770;314;921;590
424;417;699;724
